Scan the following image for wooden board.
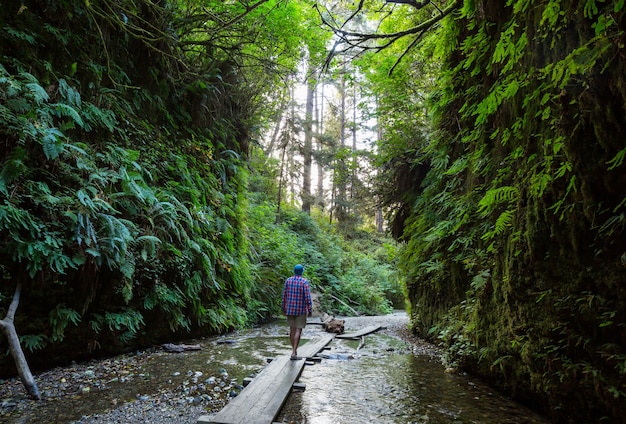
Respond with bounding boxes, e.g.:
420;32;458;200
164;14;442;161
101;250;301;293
335;325;382;339
298;334;334;359
197;335;334;424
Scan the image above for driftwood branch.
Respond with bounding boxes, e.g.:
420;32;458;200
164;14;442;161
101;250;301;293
357;335;366;351
0;282;41;400
316;284;360;316
327;293;360;316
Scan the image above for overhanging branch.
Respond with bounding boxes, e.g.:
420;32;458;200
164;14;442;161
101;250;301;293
316;0;461;73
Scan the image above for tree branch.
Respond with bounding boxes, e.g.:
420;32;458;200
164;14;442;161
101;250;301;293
6;281;22;322
385;0;431;9
317;0;462;73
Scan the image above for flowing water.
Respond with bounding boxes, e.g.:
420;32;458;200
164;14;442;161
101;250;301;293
0;312;550;423
283;335;548;423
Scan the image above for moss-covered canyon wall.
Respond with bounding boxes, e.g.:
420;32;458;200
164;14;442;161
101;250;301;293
402;1;626;421
0;0;252;375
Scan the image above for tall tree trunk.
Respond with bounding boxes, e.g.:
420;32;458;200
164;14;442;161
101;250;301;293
316;81;325;207
336;67;347;223
276;87;295;222
265;106;284;156
0;282;41;400
288;142;296;206
276;141;287;223
376;109;384;233
351;79;357;212
301;62;316;214
288;85;296;206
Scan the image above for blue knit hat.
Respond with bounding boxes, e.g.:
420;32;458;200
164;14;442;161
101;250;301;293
294;264;304;276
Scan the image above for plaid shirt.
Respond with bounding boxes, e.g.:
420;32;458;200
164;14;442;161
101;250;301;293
282;275;312;316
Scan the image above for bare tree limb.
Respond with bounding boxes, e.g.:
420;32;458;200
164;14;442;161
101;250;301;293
6;280;22;320
0;282;41;400
386;0;431;9
341;0;366;30
316;0;462;73
177;0;271;39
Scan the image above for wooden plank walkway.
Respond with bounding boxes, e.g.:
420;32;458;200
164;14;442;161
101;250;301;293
297;334;335;359
198;335;334;424
335;325;382;339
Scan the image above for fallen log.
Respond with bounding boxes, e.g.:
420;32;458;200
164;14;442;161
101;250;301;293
326;293;360;316
161;343;201;353
316;285;360;316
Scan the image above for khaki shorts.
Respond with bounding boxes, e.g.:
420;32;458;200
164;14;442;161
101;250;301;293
286;315;307;329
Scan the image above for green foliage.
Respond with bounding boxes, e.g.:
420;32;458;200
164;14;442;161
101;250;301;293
19;334;46;353
0;62;251;349
49;305;82;342
246;152;401;319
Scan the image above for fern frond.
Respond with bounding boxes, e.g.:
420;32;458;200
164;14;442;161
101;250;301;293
494;209;515;235
0;147;28;194
19;334;47;352
477;185;519;215
82;103;117;132
471;269;491;290
25;82;49;105
135;235;161;260
51;103;84;128
42;127;65;160
58;79;81;106
607;148;626;170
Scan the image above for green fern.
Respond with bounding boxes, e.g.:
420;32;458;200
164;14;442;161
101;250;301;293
51;103;84;129
41;127;65;160
607;148;626;170
470;269;491;291
49;305;82;342
103;309;144;334
19;334;47;352
24;82;49;105
2;26;36;44
477;186;519;215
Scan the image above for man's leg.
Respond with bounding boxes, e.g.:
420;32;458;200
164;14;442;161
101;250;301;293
289;326;297;354
289;326;302;357
294;327;302;354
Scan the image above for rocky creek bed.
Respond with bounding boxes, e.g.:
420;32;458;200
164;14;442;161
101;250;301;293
0;313;443;424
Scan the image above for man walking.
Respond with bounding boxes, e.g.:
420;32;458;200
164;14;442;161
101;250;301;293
282;264;312;360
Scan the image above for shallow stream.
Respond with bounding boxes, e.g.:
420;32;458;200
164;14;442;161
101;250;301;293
0;312;550;423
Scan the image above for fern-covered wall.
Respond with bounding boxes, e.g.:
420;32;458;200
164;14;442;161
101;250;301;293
402;1;626;421
0;0;253;375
